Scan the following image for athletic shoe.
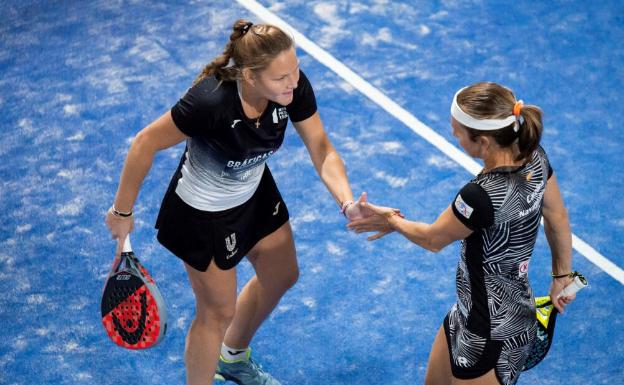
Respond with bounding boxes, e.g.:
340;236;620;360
215;349;281;385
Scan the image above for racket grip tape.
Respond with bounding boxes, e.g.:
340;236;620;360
123;236;132;253
557;275;587;298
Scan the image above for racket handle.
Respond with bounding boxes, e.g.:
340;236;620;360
122;236;133;253
556;275;587;299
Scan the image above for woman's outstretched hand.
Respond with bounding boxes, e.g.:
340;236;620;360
347;201;403;241
344;192;375;220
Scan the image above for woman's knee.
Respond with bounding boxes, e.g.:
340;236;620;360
185;260;237;328
270;260;299;292
194;303;236;331
284;264;299;289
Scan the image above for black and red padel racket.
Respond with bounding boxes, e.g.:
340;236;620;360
101;236;167;349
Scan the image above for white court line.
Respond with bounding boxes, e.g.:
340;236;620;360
236;0;624;286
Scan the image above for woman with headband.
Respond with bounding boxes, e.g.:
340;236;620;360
105;19;369;385
348;82;575;385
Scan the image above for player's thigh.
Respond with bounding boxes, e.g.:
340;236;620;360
425;325;453;385
185;261;237;320
247;221;298;289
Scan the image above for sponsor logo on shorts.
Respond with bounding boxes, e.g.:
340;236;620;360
454;194;473;219
225;233;238;259
272;201;281;216
456;356;469;366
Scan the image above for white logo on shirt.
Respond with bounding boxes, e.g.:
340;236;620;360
454;194;474;219
231;119;241;128
272;107;288;123
526;180;545;203
226;151;274;170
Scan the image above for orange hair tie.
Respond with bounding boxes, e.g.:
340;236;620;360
513;100;524;117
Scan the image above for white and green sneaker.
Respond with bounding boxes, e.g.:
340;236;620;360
214;349;281;385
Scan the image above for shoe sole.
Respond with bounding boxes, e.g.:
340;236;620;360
214;372;243;385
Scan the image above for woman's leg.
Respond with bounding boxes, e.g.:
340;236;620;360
425;325;501;385
223;221;298;349
425;326;454;385
184;260;237;385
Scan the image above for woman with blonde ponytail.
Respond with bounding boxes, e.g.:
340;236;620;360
105;19;369;385
348;82;575;385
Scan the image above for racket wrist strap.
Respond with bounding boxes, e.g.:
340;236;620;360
111;204;133;218
551;271;573;279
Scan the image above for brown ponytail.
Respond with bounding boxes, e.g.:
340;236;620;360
457;82;543;162
515;104;543;161
193;19;294;86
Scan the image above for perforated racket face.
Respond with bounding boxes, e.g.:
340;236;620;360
101;255;166;349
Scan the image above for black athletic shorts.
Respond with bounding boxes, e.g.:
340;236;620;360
443;311;534;385
155;164;289;271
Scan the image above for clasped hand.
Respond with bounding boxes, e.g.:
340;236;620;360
346;193;403;241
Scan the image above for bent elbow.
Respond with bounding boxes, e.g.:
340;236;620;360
131;129;148;149
131;128;159;155
423;240;443;253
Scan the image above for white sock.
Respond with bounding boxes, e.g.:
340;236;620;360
220;343;250;362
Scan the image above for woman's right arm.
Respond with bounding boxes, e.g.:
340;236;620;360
105;111;188;255
542;172;575;313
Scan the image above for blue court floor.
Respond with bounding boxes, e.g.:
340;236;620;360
1;1;622;384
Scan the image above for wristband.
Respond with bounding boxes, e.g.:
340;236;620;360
385;211;401;219
340;200;354;217
551;271;573;279
111;204;133;218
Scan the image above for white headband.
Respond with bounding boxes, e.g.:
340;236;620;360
451;87;520;132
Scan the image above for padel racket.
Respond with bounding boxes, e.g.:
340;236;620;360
522;271;588;370
101;236;168;349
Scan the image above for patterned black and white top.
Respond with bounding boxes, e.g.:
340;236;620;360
446;146;553;384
